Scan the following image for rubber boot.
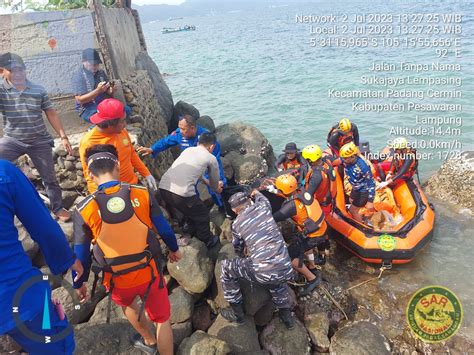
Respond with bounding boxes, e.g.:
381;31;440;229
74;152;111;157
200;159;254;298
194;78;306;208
278;308;295;330
220;302;245;324
299;270;322;297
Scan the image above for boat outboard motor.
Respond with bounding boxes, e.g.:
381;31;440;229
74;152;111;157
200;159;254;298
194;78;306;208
359;139;370;155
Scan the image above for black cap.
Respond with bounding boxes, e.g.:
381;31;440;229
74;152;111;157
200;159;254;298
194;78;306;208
228;192;250;209
82;48;102;64
283;142;298;153
0;53;26;70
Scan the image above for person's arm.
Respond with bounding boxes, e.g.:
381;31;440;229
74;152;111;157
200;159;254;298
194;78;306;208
127;131;151;178
72;209;93;289
149;196;178;252
10;163;76;275
272;200;296;223
72;70;109;105
352;123;360;146
149;132;180;157
212;142;227;186
328;131;340;150
305;169;323;196
275;154;286;171
207;155;220;192
44;109;73;155
251;190;272;210
231;226;245;257
389;157;414;182
297;158;308;184
79;141;95;193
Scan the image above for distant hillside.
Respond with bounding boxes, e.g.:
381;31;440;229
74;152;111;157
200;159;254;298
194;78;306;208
134;0;293;23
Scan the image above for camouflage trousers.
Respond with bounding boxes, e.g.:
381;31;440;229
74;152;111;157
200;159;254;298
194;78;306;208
221;257;291;309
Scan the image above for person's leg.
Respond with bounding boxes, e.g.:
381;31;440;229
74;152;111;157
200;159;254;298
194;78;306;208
28;144;64;214
183;195;213;244
0;137;26;162
268;282;294;329
121;298;156;346
287;241;316;282
155;320;173;355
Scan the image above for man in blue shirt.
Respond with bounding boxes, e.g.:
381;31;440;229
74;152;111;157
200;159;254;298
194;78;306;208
138;114;227;207
0;160;83;354
338;142;376;223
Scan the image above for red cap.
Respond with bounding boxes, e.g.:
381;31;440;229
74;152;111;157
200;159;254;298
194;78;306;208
90;98;125;124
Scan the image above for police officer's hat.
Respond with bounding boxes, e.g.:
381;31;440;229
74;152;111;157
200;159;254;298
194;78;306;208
228;192;250;209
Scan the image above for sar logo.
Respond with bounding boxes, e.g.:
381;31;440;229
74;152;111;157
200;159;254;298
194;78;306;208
106;197;126;213
407;286;463;343
377;234;396;252
122;138;129;146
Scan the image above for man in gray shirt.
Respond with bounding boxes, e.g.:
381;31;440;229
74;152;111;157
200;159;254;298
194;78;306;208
0;53;73;221
159;132;223;248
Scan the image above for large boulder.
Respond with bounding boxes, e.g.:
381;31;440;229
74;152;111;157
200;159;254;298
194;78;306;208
167;238;214;294
172;321;193;350
197;115;216;132
305;312;330;352
208;315;261;353
51;273;106;324
216;122;276;184
425;151;474;215
134;51;174;126
260;316;311;355
170;101;200;133
0;335;20;353
74;320;142;354
178;330;231;355
329;321;391;355
16;217;39;260
88;295;127;324
169;286;195;324
192;303;214;331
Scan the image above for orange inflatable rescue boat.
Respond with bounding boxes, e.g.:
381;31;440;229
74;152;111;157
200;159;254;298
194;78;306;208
326;168;435;266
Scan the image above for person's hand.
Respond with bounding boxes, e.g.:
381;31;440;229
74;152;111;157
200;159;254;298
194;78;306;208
145;175;158;191
216;180;224;194
96;81;110;93
385;173;392;181
71;258;84;283
137;146;153;157
61;137;73;156
250;189;259;198
168;249;182;263
376;181;389;190
75;284;89;304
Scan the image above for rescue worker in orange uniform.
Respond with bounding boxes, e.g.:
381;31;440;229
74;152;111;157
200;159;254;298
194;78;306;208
72;144;181;355
301;144;336;217
272;174;328;296
275;142;308;186
79;98;157;193
379;137;418;188
327;118;360;156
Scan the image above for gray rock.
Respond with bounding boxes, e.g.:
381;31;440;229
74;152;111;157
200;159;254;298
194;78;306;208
135;52;174;127
192;303;214;331
178;330;231;355
329;321;391;355
57;220;74;243
230;151;268;185
39;266;63;289
88;295;127;324
74;320;142;354
172;321;193;349
0;335;21;353
425;151;473;214
60;179;78;190
208;315;261;353
54;146;68;157
260;316;311;355
51;273;106;324
64;160;75;172
254;301;274;327
169;286;195;324
61;191;79;210
214;243;237;309
167;238;214;294
305;312;330;352
170;101;200;133
220;156;234;182
16;219;39;260
197;115;216;132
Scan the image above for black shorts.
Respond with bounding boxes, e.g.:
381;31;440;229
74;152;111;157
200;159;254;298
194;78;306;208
350;189;369;207
287;236;327;260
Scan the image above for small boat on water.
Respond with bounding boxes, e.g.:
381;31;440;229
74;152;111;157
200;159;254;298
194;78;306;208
168;17;184;21
162;25;196;34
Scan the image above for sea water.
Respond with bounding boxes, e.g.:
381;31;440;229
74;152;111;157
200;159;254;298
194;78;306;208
144;0;474;335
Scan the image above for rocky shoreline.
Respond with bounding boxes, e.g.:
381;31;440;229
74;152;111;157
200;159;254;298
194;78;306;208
2;102;473;354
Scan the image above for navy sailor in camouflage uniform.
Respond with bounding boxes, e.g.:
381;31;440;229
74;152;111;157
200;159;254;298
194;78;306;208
220;189;295;329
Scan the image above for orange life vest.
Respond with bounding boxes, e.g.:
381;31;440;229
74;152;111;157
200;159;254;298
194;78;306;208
328;127;355;149
389;148;418;179
280;158;302;171
304;159;336;207
76;183;162;289
288;192;327;238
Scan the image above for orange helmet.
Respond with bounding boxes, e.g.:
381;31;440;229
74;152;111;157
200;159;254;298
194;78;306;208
275;174;298;195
